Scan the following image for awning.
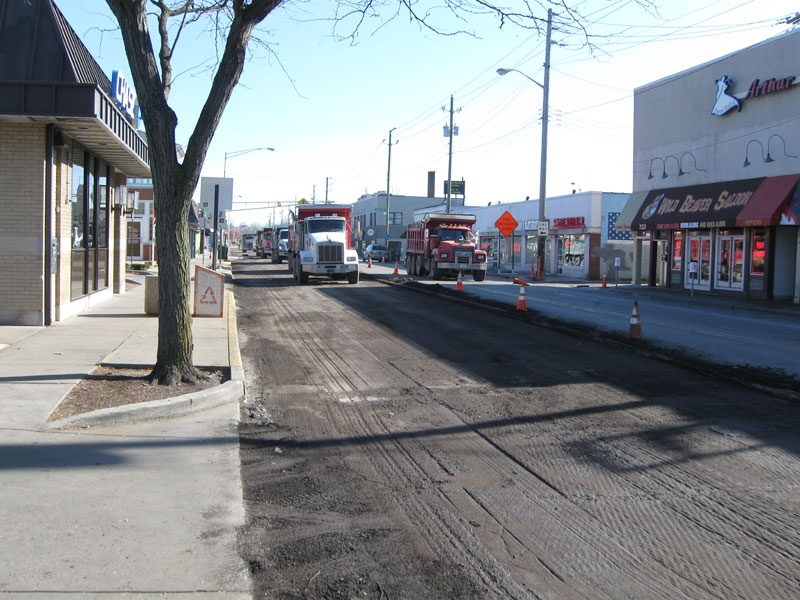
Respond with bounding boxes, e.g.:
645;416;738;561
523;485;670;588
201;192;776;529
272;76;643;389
736;174;800;227
631;178;765;231
614;191;647;231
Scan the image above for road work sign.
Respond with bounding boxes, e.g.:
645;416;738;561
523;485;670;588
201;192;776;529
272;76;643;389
495;211;519;238
193;265;224;318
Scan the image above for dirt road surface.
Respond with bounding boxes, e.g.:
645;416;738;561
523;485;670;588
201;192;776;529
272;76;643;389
233;258;800;600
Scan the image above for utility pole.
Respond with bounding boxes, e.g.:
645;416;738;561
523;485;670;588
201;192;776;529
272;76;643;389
386;128;396;246
325;177;329;204
443;95;460;214
537;8;552;280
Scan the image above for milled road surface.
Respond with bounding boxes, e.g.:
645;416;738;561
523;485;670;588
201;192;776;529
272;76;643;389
233;258;800;600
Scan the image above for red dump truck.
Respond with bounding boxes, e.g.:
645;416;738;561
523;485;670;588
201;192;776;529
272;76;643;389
405;213;487;280
288;204;359;285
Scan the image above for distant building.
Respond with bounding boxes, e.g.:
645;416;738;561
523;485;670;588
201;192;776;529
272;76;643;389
353;192;459;258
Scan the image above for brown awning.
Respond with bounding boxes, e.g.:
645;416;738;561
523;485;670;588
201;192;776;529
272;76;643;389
631;178;765;231
736;174;800;227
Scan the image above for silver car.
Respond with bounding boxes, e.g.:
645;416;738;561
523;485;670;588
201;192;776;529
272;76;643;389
364;244;390;263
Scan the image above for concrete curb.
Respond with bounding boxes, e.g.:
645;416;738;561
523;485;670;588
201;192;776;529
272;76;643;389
43;379;244;429
45;287;245;429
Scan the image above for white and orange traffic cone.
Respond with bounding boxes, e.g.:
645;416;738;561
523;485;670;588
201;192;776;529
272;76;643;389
628;301;642;339
368;256;373;268
381;256;386;264
393;261;399;274
516;284;527;311
513;277;528;287
602;275;607;288
456;271;464;291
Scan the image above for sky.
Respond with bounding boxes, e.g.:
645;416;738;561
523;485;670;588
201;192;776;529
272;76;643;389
60;0;799;226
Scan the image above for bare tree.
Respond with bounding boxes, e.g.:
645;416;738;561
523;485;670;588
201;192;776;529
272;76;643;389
104;0;656;385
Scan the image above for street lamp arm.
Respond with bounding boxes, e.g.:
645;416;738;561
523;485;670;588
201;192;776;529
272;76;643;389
225;146;275;160
496;68;544;89
223;146;275;177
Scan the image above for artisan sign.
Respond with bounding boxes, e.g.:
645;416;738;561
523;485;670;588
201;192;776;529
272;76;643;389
712;73;797;117
632;178;765;231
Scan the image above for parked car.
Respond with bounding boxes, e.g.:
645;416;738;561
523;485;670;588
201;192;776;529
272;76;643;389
364;244;390;263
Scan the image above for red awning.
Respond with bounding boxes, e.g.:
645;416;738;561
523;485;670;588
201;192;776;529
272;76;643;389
736;174;800;227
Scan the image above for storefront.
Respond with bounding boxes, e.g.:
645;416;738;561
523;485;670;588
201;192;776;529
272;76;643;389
475;191;628;279
625;27;800;302
550;216;601;279
0;0;150;325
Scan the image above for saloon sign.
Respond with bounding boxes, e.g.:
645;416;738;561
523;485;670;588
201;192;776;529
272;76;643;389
632;178;765;231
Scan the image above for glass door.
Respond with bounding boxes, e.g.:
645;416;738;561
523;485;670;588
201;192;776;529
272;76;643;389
685;235;711;290
715;235;744;291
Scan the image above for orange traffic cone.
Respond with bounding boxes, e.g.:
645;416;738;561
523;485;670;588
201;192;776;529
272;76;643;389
456;271;463;291
393;261;399;274
602;275;607;288
368;256;373;268
381;256;386;264
516;284;527;311
628;301;642;339
513;277;528;287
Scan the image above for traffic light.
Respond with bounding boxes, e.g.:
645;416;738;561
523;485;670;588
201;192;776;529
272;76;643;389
277;202;281;206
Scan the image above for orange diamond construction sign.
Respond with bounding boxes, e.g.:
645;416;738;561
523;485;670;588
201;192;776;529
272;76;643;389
495;210;519;238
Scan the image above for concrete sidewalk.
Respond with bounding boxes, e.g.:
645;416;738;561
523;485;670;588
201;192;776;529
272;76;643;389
0;261;249;598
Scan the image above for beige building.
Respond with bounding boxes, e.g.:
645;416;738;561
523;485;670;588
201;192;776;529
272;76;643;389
0;0;150;325
623;28;800;301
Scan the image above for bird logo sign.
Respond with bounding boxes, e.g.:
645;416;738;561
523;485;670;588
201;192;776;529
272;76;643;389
711;75;741;116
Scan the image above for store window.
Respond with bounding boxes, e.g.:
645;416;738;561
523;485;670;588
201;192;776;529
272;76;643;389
671;231;682;271
70;149;110;300
71;151;86;299
558;234;585;268
389;211;403;225
751;228;766;275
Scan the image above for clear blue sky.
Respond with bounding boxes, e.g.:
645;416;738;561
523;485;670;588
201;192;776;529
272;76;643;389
61;1;798;226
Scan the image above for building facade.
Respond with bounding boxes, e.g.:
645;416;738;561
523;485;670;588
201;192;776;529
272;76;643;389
625;29;800;302
353;192;454;258
0;0;150;325
466;192;632;280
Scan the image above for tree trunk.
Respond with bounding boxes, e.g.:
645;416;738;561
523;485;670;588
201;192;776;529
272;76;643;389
149;159;199;385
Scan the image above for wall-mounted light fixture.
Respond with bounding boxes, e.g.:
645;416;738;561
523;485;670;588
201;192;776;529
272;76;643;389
662;155;680;179
647;157;665;179
742;140;772;167
679;152;706;176
767;134;798;162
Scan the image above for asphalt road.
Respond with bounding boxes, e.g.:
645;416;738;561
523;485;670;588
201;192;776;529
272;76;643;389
401;272;800;379
233;257;800;600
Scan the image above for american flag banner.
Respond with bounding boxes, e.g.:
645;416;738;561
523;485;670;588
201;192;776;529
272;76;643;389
607;212;632;241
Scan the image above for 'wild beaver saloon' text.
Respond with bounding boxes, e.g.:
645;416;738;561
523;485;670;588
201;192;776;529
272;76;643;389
636;189;754;230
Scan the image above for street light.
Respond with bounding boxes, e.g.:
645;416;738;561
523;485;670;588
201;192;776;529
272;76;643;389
496;10;552;279
223;146;275;177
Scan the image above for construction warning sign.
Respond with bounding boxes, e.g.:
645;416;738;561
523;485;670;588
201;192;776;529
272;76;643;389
193;265;224;318
495;211;519;238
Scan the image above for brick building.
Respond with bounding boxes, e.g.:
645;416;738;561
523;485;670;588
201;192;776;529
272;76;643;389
0;0;149;325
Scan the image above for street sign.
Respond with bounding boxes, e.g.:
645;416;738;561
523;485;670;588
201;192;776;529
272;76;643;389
537;221;549;236
367;228;375;236
495;211;519;238
444;180;465;195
